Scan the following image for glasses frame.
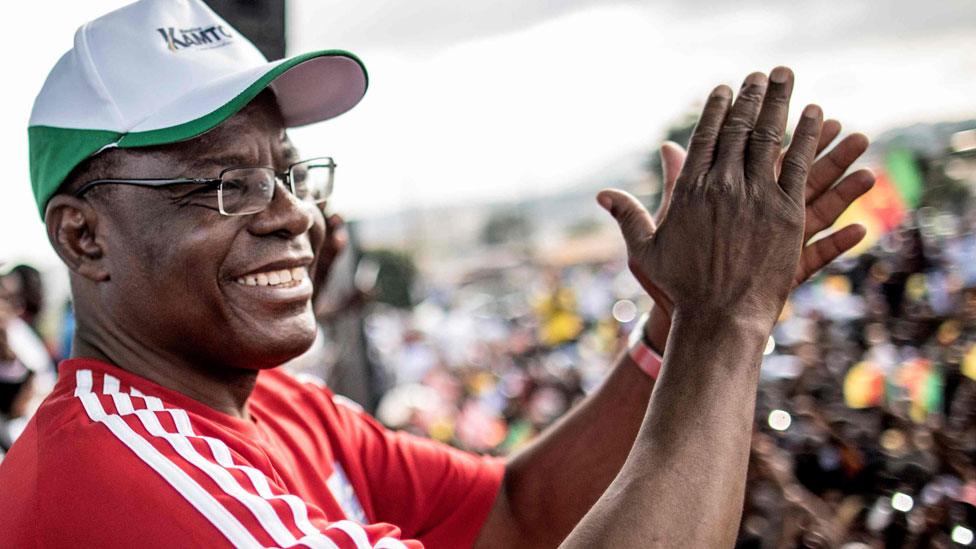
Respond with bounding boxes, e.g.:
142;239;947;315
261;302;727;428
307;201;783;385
73;156;337;216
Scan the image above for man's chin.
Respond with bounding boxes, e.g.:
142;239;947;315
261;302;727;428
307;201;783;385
229;312;318;369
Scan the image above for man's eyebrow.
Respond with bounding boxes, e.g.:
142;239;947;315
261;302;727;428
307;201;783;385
186;147;301;175
189;154;260;174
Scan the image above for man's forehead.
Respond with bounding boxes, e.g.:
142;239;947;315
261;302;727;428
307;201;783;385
86;92;297;181
180;130;298;170
168;94;297;169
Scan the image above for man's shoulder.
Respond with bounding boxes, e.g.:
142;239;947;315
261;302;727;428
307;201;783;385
0;364;181;543
2;362;109;470
0;359;267;546
2;362;162;484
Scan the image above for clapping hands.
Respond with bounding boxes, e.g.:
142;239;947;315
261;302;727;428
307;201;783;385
600;68;849;330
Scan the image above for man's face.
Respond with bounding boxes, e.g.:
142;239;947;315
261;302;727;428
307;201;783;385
91;93;325;370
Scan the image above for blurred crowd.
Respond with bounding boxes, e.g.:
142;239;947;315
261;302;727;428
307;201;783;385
356;208;976;548
4;138;976;547
8;217;976;547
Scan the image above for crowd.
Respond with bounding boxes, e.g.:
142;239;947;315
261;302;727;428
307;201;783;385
355;206;976;547
4;0;973;544
5;161;976;548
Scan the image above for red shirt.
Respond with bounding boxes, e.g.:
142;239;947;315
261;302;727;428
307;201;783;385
0;358;504;548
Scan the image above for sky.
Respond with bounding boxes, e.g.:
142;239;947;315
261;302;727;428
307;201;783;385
2;0;974;268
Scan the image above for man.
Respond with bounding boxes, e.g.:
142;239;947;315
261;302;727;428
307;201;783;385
0;0;875;547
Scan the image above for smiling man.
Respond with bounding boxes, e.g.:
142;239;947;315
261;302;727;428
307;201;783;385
0;0;877;547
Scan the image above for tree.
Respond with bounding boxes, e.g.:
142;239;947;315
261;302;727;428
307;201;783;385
360;249;418;309
480;209;533;246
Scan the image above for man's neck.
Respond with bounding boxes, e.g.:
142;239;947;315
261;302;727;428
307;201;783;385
71;329;258;419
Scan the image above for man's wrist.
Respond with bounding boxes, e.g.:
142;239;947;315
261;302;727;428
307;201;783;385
670;308;772;358
627;313;663;380
673;297;783;331
643;305;671;356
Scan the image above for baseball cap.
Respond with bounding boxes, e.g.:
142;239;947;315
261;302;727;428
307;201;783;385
28;0;368;218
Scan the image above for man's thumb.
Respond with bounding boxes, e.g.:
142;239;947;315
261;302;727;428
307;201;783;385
660;141;686;190
596;189;655;248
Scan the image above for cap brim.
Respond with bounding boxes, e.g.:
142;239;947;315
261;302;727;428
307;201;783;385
118;49;367;148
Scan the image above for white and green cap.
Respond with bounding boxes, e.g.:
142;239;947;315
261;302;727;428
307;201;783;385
29;0;367;218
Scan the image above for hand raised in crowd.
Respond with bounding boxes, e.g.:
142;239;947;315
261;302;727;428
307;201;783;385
642;99;874;349
310;210;348;304
599;67;822;328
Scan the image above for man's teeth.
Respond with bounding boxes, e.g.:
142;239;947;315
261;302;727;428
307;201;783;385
236;267;307;287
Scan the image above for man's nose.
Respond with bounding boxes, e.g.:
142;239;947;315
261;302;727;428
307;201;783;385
247;180;314;237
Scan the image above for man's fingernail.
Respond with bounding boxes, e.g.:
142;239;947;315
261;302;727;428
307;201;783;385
743;71;767;88
770;66;791;84
711;85;732;98
597;195;613;211
859;168;876;182
802;104;822;118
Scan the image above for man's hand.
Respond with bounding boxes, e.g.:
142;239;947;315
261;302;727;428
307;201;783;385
599;68;821;329
793;123;874;285
642;120;874;351
310;212;348;304
563;69;828;548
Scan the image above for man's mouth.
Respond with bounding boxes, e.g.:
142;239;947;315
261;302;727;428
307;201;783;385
234;266;307;288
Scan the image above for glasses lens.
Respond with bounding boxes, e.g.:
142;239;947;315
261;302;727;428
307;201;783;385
290;158;335;204
219;168;275;215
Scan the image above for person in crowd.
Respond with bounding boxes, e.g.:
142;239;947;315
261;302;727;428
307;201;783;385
0;0;873;546
0;293;35;455
2;265;44;333
0;265;56;374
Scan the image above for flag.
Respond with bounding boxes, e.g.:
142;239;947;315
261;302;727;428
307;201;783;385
844;361;886;408
894;358;943;423
831;147;924;256
834;169;907;254
886;147;924;209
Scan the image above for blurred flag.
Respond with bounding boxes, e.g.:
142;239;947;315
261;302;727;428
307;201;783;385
885;147;924;210
833;148;924;255
894;358;943;423
844;361;886;408
922;367;944;420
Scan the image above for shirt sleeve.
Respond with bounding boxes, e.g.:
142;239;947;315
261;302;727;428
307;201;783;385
325;393;505;549
42;375;425;549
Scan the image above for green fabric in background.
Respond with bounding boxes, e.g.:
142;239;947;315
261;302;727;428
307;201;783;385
886;147;924;209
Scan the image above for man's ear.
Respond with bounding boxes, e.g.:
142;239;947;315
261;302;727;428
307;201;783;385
45;196;110;282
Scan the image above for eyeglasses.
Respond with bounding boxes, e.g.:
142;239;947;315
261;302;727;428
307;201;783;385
73;157;336;216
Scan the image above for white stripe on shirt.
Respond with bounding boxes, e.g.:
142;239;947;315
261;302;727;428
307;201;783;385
100;374;330;548
73;369;262;548
95;371;406;549
113;375;332;545
328;520;406;549
374;539;410;549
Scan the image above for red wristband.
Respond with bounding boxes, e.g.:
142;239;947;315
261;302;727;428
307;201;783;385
627;313;663;380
